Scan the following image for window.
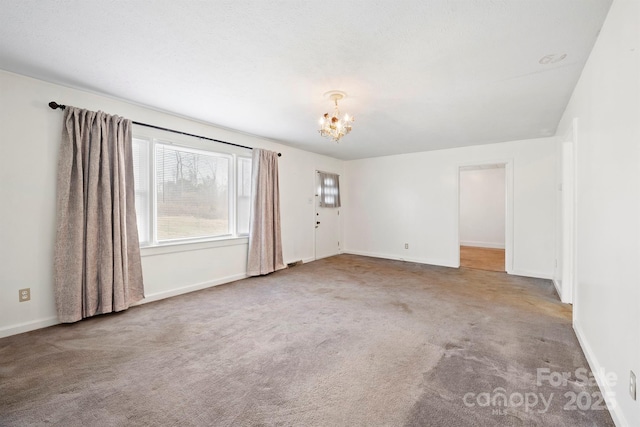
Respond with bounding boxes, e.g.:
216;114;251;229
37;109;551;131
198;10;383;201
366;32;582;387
318;172;341;208
237;157;252;235
132;138;150;243
132;136;251;246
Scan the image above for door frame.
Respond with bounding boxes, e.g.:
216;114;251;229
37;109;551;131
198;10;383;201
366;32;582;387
561;118;579;308
455;159;514;273
560;140;575;304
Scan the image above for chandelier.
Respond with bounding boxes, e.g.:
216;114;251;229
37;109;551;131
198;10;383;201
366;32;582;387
318;91;354;143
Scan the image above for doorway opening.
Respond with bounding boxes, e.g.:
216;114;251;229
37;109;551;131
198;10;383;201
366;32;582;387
458;163;507;272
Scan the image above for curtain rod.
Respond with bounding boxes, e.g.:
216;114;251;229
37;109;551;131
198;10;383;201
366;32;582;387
316;170;340;176
48;102;281;157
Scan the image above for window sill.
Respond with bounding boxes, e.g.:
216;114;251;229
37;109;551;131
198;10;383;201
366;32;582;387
140;236;249;257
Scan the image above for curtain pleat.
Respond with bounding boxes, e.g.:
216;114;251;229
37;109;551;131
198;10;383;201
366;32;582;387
247;149;285;276
54;106;144;323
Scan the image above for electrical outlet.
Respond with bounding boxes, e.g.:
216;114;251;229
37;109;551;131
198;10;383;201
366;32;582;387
404;243;409;249
19;288;31;302
630;370;636;400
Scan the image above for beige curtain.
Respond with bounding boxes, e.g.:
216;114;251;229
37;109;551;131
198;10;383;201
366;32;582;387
247;149;285;276
54;106;144;323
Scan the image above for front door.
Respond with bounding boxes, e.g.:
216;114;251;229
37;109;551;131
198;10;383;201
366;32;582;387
314;171;341;259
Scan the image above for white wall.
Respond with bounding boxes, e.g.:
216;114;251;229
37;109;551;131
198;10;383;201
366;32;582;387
343;137;557;278
556;0;640;425
459;167;506;249
0;70;343;338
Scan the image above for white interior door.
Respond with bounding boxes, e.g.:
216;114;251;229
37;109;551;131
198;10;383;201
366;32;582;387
315;171;341;260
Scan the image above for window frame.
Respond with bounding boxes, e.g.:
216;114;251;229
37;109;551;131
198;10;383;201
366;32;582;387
132;130;251;250
236;155;252;236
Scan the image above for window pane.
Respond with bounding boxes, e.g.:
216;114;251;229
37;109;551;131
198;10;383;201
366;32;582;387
319;172;341;208
132;138;150;244
237;157;252;235
155;144;229;241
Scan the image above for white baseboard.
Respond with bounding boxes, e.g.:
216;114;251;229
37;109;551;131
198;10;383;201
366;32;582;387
284;256;316;266
342;252;551;281
574;321;628;427
343;249;458;269
509;269;553;280
139;273;248;305
552;278;562;300
0;273;250;339
460;240;506;249
0;316;59;339
313;253;342;261
285;256;316;265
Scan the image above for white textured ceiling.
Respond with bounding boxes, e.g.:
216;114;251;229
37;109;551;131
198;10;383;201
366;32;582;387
0;1;612;160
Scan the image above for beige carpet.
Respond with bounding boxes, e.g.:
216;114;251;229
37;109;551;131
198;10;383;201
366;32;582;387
0;255;613;426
